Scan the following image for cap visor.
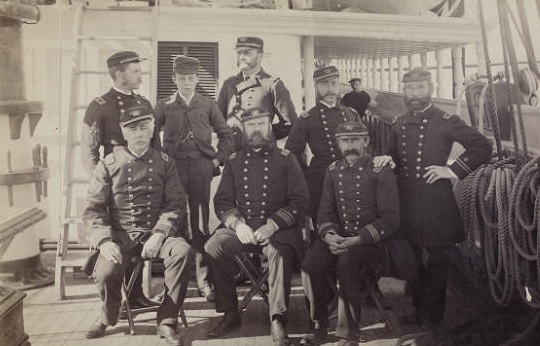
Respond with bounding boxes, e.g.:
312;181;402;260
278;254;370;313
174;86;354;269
120;115;154;127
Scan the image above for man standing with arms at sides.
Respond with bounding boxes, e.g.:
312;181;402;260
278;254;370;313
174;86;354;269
285;65;361;228
302;121;400;346
83;106;194;346
81;50;160;310
217;36;297;150
82;51;160;180
374;68;492;329
204;108;309;346
155;55;233;302
341;77;371;118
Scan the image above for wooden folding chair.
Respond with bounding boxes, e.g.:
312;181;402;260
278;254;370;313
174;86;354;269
120;259;188;335
234;252;269;313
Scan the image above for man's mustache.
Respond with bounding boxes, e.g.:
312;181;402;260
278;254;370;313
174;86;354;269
343;149;360;156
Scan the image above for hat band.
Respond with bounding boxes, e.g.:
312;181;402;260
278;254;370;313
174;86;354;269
335;131;369;137
314;72;340;82
120;114;154;127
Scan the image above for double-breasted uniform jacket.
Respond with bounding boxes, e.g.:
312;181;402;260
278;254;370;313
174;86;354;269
386;105;492;247
214;145;309;259
285;102;360;170
154;92;233;162
317;156;415;279
82;88;160;177
217;69;297;124
83;146;187;250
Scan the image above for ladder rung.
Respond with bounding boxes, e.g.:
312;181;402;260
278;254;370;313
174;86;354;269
58;256;88;268
69;178;89;185
63;217;83;225
78;35;152;42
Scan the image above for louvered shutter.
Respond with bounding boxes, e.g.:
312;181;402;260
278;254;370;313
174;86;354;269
157;42;219;100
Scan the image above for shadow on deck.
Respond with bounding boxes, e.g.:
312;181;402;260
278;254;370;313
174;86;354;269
22;252;478;346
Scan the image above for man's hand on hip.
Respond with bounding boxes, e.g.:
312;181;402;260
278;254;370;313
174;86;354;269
100;241;122;264
141;233;166;259
424;165;456;184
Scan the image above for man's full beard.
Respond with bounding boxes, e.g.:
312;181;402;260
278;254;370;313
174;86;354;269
405;96;431;112
245;130;275;150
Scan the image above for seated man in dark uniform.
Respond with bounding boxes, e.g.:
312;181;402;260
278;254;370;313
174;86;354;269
341;78;371;118
83;106;194;346
302;121;400;346
204;107;309;346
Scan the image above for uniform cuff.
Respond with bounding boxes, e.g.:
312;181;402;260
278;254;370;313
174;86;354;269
357;223;381;245
318;222;338;238
269;208;295;229
449;157;472;180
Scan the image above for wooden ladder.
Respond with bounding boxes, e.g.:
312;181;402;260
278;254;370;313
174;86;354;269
55;4;157;300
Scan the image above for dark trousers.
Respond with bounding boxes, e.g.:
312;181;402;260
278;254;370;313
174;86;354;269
175;157;214;290
204;228;295;322
302;241;383;340
410;245;450;326
92;237;194;326
305;165;328;228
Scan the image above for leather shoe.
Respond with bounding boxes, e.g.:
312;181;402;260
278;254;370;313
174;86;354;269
131;295;160;309
271;319;290;346
198;286;215;302
207;312;241;338
299;320;328;345
157;324;183;346
85;320;107;339
334;338;358;346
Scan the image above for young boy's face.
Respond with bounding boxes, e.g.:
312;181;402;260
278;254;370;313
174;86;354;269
173;73;198;97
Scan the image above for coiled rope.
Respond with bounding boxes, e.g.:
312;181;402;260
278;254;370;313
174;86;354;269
459;157;540;308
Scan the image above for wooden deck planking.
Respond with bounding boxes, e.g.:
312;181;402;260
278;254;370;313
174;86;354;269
22;252;475;346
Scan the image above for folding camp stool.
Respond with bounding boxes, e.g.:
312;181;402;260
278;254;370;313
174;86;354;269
234;252;270;313
369;274;394;331
120;258;188;335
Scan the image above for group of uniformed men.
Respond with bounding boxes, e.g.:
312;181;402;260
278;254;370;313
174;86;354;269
81;36;492;346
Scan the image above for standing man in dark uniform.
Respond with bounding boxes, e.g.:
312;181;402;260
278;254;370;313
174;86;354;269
285;65;361;228
341;77;371;118
82;51;160;179
302;121;400;346
81;50;159;309
204;108;309;346
155;55;233;302
374;68;492;329
217;36;297;150
83;106;194;346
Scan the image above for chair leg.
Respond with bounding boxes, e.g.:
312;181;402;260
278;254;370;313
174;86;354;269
179;309;188;328
121;281;136;335
370;289;393;331
235;254;270;312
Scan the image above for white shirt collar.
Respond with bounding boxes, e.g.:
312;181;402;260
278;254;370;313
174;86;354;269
127;146;149;158
177;91;194;106
113;86;133;96
319;100;337;109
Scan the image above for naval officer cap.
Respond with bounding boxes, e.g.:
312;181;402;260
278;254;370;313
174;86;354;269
107;51;146;68
313;65;340;83
235;36;264;51
240;107;271;122
335;121;369;138
173;55;200;75
120;105;154;127
402;68;432;83
348;77;362;83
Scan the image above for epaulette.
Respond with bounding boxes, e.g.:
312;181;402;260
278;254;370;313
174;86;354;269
139;94;149;101
328;161;337;171
160;152;169;162
229;152;237;160
103;153;115;165
280;148;291;157
165;94;176;105
442;113;454;120
94;97;106;105
300;110;311;118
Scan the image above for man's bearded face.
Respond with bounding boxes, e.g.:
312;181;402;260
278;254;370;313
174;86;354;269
403;80;433;111
243;116;273;149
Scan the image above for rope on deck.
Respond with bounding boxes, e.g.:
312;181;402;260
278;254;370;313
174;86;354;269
458;156;540;308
